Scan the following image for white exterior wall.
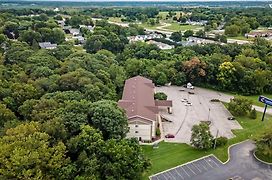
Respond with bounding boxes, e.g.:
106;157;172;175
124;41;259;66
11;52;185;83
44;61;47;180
127;118;153;141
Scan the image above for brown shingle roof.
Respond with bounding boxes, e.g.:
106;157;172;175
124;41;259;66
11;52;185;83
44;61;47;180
118;76;158;121
155;100;173;107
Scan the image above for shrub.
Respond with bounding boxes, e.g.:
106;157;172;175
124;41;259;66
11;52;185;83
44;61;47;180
155;128;161;137
249;108;257;119
227;96;252;116
255;130;272;162
154;92;167;100
214;136;228;147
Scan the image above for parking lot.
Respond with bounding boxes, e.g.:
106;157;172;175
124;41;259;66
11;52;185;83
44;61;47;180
150;140;272;180
150;155;222;180
156;86;242;143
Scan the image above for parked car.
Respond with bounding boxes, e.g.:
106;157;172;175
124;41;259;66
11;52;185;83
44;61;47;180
185;102;192;106
179;88;185;91
228;117;236;120
181;98;188;102
188;91;195;94
165;134;175;138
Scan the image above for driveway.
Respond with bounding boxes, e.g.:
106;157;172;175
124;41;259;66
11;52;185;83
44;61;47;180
150;140;272;180
156;86;242;143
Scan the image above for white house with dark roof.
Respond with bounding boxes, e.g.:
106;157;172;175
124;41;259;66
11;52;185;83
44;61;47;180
38;42;57;49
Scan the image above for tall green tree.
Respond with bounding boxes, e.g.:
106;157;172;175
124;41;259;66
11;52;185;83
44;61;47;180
190;122;214;150
0;122;71;179
89;100;129;140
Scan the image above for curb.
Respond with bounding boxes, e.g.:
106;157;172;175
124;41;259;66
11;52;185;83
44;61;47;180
149;154;215;180
253;151;272;165
149;139;251;179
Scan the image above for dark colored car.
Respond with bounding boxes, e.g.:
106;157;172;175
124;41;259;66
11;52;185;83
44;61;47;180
188;91;195;94
228;117;236;120
165;134;175;138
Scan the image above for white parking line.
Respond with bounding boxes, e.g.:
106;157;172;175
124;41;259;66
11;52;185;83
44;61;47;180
174;168;184;180
167;171;178;180
204;158;215;168
209;158;220;168
186;164;197;175
161;172;168;180
199;160;209;171
181;166;191;177
191;162;202;173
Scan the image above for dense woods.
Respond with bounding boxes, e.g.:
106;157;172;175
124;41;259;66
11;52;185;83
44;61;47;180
0;6;272;179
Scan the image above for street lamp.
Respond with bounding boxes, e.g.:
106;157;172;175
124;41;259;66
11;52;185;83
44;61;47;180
208;108;211;121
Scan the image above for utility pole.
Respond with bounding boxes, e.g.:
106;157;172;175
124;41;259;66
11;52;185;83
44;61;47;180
208;108;211;121
213;130;219;149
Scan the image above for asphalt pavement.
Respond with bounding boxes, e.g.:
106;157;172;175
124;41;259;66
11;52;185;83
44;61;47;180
150;140;272;180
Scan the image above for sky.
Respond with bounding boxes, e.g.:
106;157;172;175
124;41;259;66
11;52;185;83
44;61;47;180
21;0;267;1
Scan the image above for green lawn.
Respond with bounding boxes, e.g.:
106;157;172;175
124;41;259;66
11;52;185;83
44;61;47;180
108;17;122;23
142;112;272;179
158;11;183;20
230;93;272;107
139;23;162;30
227;35;254;41
163;23;203;32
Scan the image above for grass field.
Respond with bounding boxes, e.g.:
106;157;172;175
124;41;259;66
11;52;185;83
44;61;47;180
163;23;203;32
139;23;162;30
108;17;122;23
228;35;254;41
142;112;272;179
158;11;183;20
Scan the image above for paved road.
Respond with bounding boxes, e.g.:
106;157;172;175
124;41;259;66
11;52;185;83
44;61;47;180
150;140;272;180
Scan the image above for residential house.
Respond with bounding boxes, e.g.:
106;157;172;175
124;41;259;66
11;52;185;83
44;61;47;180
38;42;57;49
245;30;272;38
128;33;163;43
146;40;174;50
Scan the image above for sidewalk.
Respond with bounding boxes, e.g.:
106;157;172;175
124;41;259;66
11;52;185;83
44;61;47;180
252;105;272;115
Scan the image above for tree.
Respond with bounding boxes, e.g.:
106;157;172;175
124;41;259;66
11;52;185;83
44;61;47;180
225;25;240;37
154;92;167;100
19;30;41;46
183;30;194;38
170;31;182;42
101;138;150;180
89;100;129;140
227;96;252;116
182;57;207;83
0;122;71;179
85;35;106;53
190;122;214;150
68;126;150;179
217;62;237;90
0;103;16;127
196;29;205;37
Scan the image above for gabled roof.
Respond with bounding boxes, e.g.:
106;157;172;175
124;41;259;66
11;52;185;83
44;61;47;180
118;76;158;121
38;42;57;49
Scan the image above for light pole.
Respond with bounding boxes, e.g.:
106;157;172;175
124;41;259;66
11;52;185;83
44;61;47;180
208;108;211;121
